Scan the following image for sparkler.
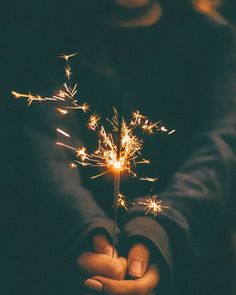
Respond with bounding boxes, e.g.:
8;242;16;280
12;53;173;256
56;108;174;256
12;53;89;114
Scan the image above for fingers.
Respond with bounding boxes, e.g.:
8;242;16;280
93;234;118;258
85;264;160;295
78;252;127;280
127;243;150;278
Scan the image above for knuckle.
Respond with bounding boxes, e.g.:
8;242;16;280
112;263;126;280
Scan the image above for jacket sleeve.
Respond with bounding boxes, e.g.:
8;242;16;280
20;107;117;259
120;25;236;291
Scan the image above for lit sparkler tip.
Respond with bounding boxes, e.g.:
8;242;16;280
60;53;79;61
56;128;71;138
138;195;168;218
114;161;121;170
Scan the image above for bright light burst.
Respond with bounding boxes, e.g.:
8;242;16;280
56;108;174;181
138;195;169;218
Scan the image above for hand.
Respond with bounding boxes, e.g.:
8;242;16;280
86;264;160;295
78;234;127;291
84;241;160;294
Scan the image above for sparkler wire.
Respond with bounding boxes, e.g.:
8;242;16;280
111;72;124;257
112;170;120;258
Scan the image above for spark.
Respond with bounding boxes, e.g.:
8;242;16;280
142;120;159;134
138;195;168;218
60;53;79;61
56;142;77;152
56;108;68;115
140;177;159;182
65;65;72;79
69;162;77;169
56;128;70;138
131;110;147;126
12;53;89;115
12;91;46;106
168;129;176;135
88;113;101;130
117;194;129;211
160;126;168;132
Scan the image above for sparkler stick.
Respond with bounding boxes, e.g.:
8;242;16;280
112;170;121;257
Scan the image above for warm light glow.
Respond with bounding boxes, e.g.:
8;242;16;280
114;161;121;170
57;108;174;179
139;195;168;218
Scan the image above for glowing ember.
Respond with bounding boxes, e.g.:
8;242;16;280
138;195;168;218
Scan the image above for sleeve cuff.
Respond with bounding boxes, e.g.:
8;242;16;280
62;216;120;258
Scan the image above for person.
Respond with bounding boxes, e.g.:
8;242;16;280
70;1;236;294
2;0;236;294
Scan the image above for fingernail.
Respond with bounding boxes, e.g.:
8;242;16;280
129;260;144;277
84;279;103;292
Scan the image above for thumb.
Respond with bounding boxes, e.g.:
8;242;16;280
127;243;150;278
93;234;118;258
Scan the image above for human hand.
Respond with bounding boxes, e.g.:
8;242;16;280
78;234;127;291
84;241;160;294
86;264;159;295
